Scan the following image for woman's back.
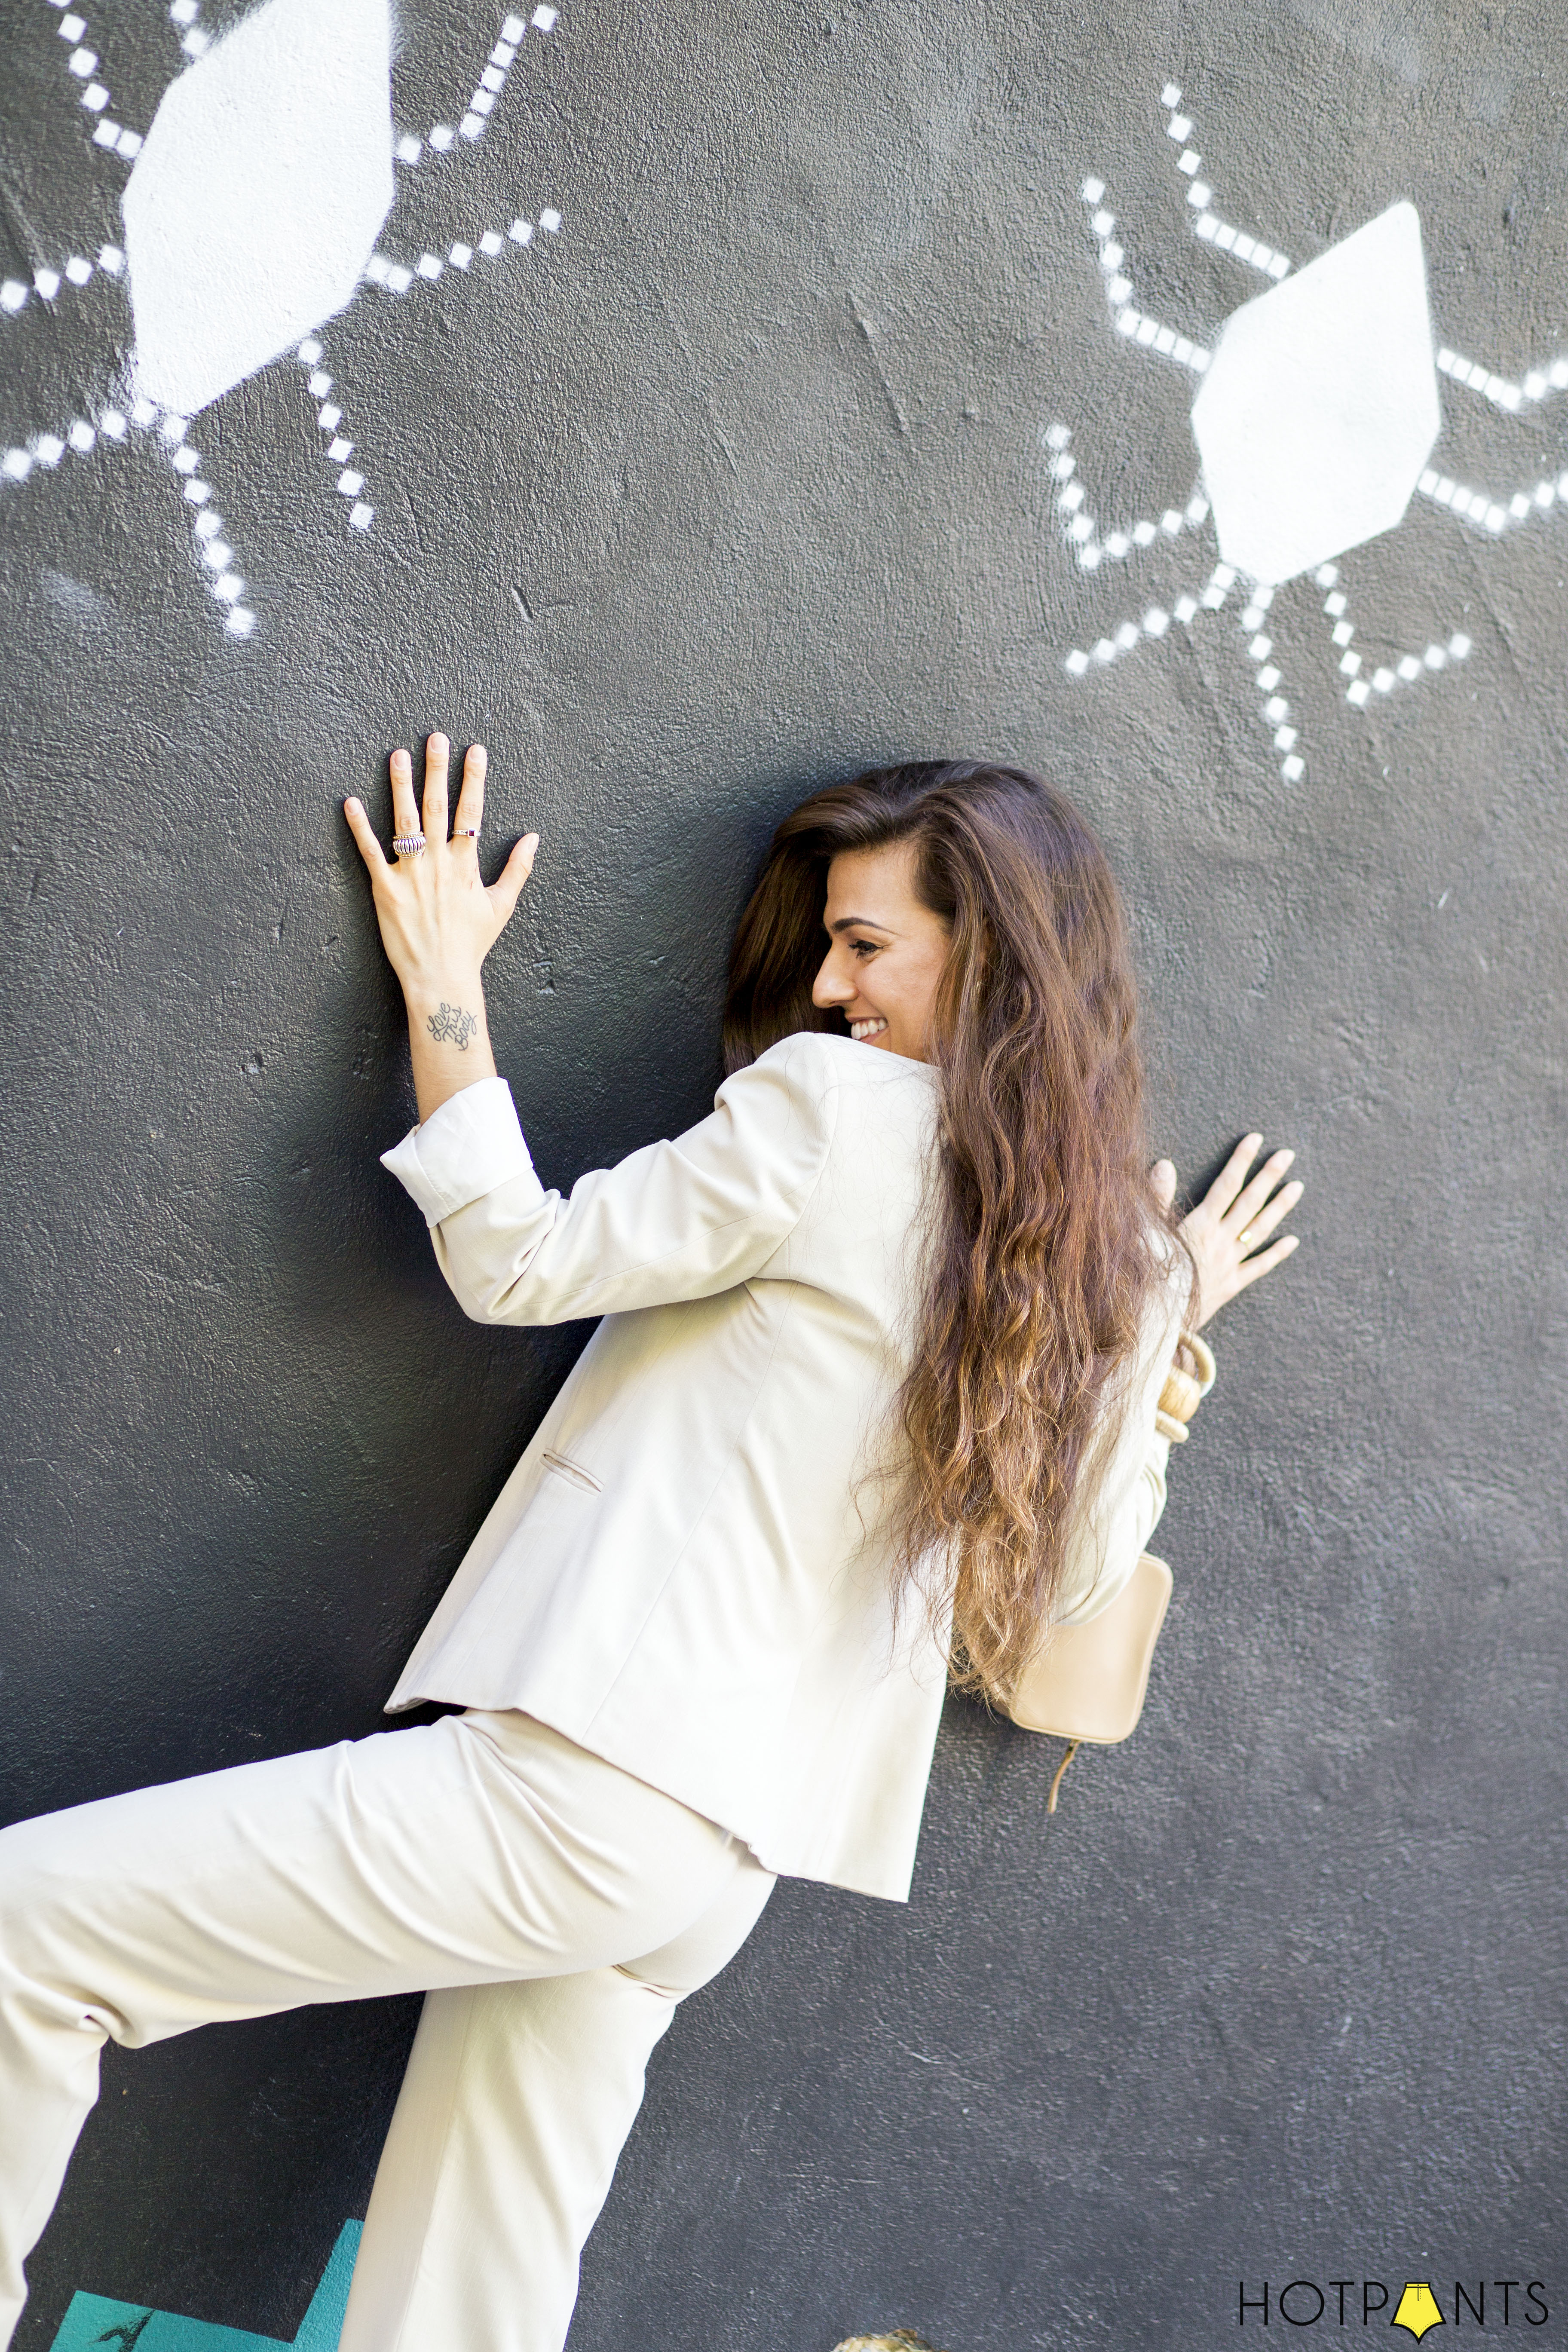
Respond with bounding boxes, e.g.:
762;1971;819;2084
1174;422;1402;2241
383;1030;951;1897
379;1025;1183;1896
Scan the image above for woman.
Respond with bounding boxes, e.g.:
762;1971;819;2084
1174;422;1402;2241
0;741;1301;2352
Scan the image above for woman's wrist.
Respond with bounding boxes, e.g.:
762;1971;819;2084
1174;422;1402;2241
403;970;486;1026
1155;1329;1216;1445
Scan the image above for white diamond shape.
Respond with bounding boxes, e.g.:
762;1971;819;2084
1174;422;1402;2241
1191;201;1440;585
122;0;393;415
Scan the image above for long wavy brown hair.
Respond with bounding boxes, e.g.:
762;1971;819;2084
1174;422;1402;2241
723;760;1190;1706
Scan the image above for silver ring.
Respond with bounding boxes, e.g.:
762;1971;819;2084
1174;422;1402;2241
392;832;427;857
1238;1226;1256;1250
453;825;480;839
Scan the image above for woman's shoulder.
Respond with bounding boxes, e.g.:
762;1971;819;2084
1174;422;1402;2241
744;1029;942;1094
710;1032;938;1176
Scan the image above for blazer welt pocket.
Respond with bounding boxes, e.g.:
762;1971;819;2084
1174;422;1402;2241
540;1449;603;1495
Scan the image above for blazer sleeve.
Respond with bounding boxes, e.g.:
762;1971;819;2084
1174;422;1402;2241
379;1035;841;1326
1050;1240;1192;1626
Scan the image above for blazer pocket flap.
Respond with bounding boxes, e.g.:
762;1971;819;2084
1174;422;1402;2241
539;1449;603;1495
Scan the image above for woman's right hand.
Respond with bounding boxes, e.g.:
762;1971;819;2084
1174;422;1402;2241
1150;1137;1302;1329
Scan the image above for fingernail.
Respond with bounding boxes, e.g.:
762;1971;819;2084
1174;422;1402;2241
1274;1149;1295;1167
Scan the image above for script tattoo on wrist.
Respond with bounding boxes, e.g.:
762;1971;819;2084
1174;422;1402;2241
426;1001;479;1051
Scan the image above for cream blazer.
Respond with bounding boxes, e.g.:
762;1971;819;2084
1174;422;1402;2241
380;1032;1182;1902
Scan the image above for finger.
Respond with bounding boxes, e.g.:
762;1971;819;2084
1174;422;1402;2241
1234;1232;1300;1290
1224;1148;1297;1234
1148;1159;1177;1213
487;832;539;926
343;796;390;876
451;742;487;845
421;732;450;843
389;747;421;843
1235;1177;1303;1254
1201;1133;1264;1222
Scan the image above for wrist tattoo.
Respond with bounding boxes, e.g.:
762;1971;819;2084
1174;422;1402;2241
427;1001;479;1051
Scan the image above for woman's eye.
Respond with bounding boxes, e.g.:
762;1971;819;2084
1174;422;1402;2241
851;938;878;958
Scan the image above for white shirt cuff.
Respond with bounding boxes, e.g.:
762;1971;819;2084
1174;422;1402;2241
380;1077;535;1227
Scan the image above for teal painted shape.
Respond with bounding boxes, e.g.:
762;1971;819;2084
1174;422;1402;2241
290;2224;361;2352
47;2221;362;2352
46;2300;287;2352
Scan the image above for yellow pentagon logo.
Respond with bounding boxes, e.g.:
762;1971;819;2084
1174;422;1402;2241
1392;2282;1446;2340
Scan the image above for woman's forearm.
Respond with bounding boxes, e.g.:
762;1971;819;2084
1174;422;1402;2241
404;972;498;1123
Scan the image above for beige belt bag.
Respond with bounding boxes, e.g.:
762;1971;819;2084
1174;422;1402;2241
1001;1329;1210;1809
1005;1552;1174;1809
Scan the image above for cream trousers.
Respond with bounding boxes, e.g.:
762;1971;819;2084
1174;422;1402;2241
0;1710;776;2352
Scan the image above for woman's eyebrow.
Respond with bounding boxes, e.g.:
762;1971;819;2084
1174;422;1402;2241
827;913;894;935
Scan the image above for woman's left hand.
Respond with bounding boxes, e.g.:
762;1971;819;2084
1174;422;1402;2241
1150;1136;1303;1329
345;732;539;1123
344;734;537;1001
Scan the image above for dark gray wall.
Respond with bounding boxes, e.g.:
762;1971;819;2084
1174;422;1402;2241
3;0;1565;2345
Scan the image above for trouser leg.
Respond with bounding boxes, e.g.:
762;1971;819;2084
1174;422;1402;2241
0;1710;750;2351
340;1852;774;2352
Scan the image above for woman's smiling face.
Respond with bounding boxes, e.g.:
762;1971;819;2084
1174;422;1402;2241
811;840;953;1062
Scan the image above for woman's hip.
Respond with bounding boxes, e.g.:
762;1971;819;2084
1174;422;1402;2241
0;1710;763;2046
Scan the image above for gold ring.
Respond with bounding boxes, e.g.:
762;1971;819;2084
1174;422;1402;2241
1238;1226;1256;1250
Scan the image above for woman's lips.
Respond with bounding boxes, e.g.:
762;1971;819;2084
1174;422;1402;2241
850;1016;888;1042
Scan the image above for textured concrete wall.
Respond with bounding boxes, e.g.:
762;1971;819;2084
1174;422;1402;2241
2;0;1565;2345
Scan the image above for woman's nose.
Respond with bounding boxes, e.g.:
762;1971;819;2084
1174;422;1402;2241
812;947;854;1008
